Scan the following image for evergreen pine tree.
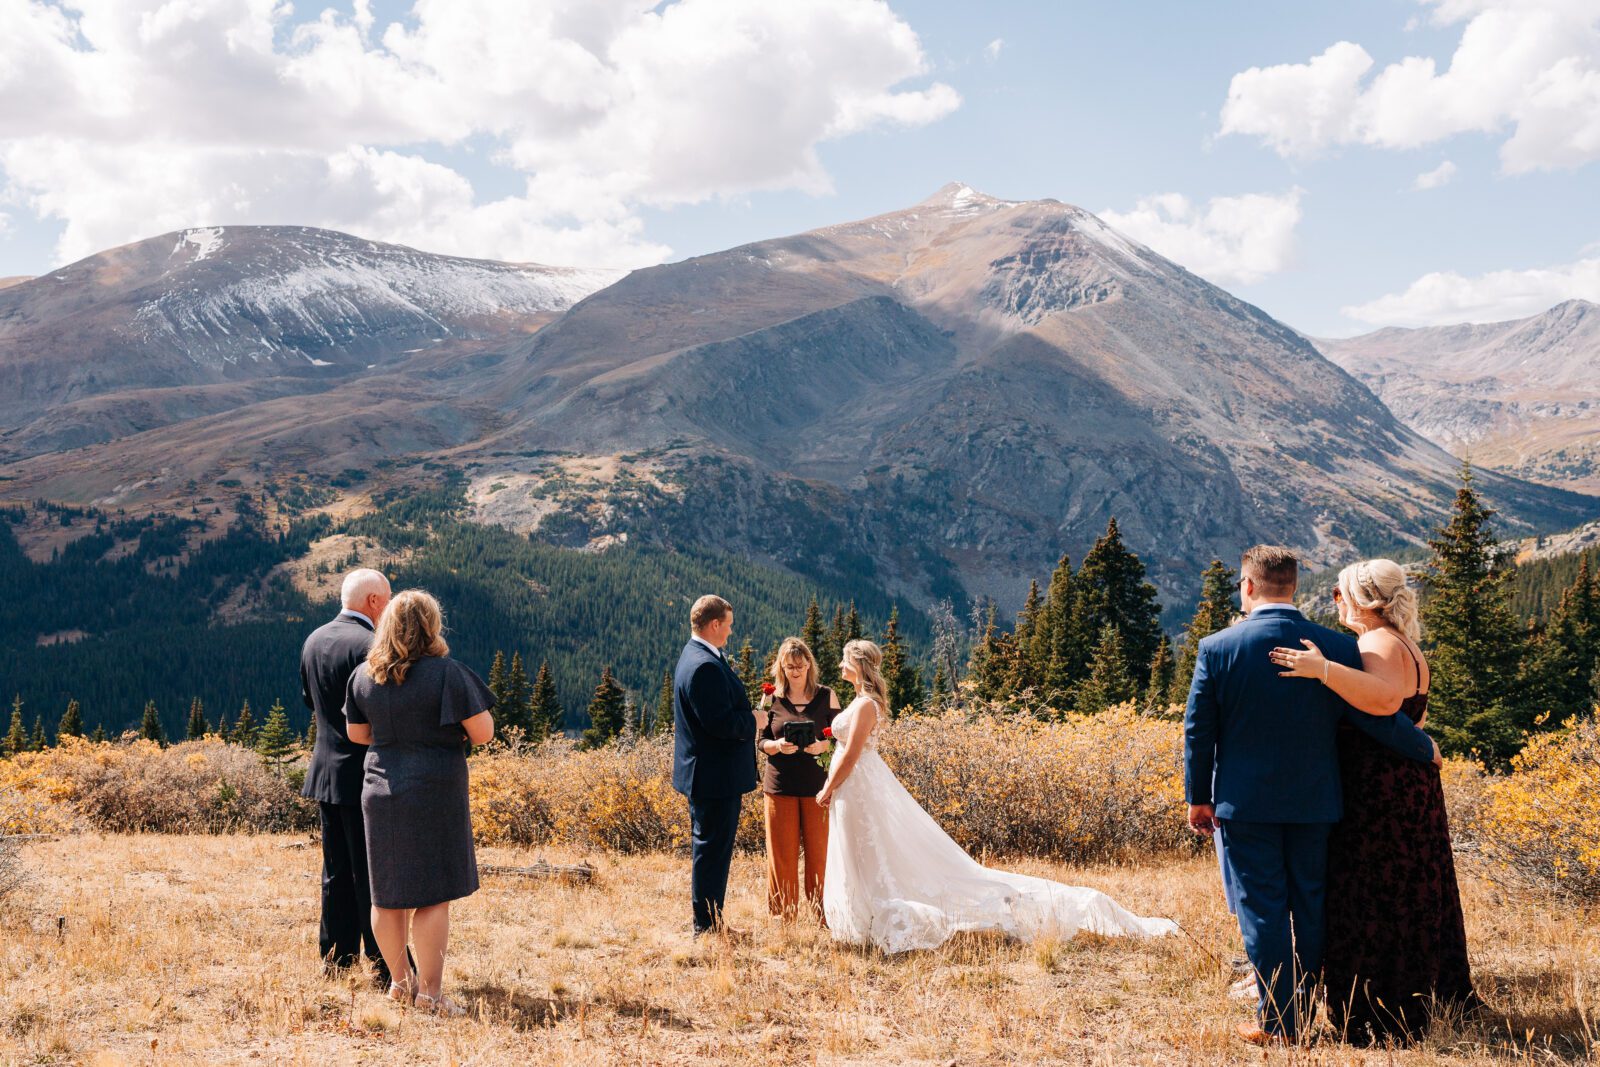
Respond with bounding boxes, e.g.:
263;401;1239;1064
4;696;26;757
1172;559;1239;703
929;664;949;711
1423;463;1529;758
1521;555;1600;726
530;661;564;742
213;707;231;740
186;697;208;741
846;602;863;642
28;715;46;751
486;650;509;715
1076;517;1163;679
503;653;534;736
1008;581;1045;694
968;603;1007;701
57;698;84;741
231;700;257;746
1144;635;1176;713
580;667;628;748
802;596;826;660
305;712;317;750
1074;625;1137;714
255;699;296;774
652;670;674;737
736;639;762;705
880;606;921;717
139;700;167;746
90;723;107;743
822;605;848;687
1041;554;1085;702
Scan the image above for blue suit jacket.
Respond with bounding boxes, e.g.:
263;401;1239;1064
1183;604;1435;823
671;639;758;799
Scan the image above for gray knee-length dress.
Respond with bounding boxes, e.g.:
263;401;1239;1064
344;655;493;909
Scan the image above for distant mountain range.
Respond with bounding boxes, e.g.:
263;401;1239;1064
1;187;1594;614
1316;299;1600;492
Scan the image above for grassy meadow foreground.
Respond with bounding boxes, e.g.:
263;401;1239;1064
3;709;1599;1063
1;836;1596;1066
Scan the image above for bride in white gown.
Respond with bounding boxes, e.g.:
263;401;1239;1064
816;639;1178;954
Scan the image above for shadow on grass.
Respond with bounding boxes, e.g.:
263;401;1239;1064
461;982;698;1032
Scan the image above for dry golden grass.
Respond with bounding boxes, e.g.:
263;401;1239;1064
1;834;1595;1066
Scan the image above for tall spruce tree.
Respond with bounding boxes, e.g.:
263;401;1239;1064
1008;581;1045;694
823;605;848;687
968;602;1007;701
802;597;826;660
846;602;863;642
4;696;26;757
652;670;674;737
231;700;257;746
1171;559;1239;704
530;661;565;742
1042;554;1085;702
1520;554;1600;726
1144;635;1176;714
186;697;208;741
1074;625;1137;714
256;699;296;773
929;664;949;711
1422;464;1528;758
139;700;167;746
90;723;107;743
580;667;628;748
28;715;46;751
736;639;762;705
486;650;509;714
57;698;84;741
1075;518;1163;678
880;607;921;717
503;653;534;736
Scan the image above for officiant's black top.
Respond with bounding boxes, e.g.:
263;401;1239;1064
299;613;375;806
760;685;837;797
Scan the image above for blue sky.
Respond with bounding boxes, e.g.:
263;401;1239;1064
2;0;1597;336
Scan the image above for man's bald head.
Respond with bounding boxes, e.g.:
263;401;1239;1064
340;568;392;621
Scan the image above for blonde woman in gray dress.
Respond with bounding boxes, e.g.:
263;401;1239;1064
344;590;494;1015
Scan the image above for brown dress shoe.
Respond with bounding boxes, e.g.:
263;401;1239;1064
1236;1022;1289;1046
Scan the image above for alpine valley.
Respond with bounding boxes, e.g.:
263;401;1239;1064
2;186;1596;733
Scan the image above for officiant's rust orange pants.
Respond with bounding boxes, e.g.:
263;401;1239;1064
763;794;828;919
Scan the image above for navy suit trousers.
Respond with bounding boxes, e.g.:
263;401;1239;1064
689;795;743;932
1219;819;1331;1038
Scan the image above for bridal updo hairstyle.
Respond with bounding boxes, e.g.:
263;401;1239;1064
1337;559;1421;641
841;639;891;717
771;637;821;701
367;589;450;685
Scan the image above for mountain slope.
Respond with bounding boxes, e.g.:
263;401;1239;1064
1316;300;1600;491
0;226;621;457
2;188;1594;612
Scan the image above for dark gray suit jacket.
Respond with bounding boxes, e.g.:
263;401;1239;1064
300;613;375;805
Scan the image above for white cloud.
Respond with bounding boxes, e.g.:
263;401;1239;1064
1100;188;1305;287
1343;255;1600;325
984;38;1003;62
1412;160;1458;189
0;0;959;268
1219;0;1600;173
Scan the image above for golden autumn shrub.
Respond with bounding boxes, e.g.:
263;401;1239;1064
1480;709;1600;901
0;736;314;834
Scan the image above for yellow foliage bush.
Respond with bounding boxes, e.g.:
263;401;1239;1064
1481;709;1600;901
0;736;315;834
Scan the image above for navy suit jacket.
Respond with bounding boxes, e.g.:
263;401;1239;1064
1183;604;1435;823
672;639;758;799
299;613;375;806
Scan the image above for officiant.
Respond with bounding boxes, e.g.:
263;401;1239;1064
757;637;840;921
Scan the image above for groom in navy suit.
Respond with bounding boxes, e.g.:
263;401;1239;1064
672;594;758;935
1184;546;1439;1044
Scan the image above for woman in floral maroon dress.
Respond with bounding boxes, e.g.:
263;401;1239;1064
1271;559;1479;1044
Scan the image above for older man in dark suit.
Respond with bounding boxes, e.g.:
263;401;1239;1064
672;594;760;936
301;567;391;982
1184;546;1440;1045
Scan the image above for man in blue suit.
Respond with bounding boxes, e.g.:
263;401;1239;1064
1184;546;1439;1044
672;594;759;935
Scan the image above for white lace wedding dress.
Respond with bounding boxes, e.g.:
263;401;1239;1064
821;697;1179;954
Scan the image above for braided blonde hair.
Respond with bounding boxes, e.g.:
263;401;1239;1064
1337;559;1421;641
841;639;891;718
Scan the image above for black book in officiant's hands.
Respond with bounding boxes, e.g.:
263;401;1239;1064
781;720;817;749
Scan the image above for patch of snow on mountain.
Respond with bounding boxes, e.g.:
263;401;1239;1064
177;227;225;262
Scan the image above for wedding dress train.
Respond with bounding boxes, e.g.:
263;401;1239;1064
822;698;1179;954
